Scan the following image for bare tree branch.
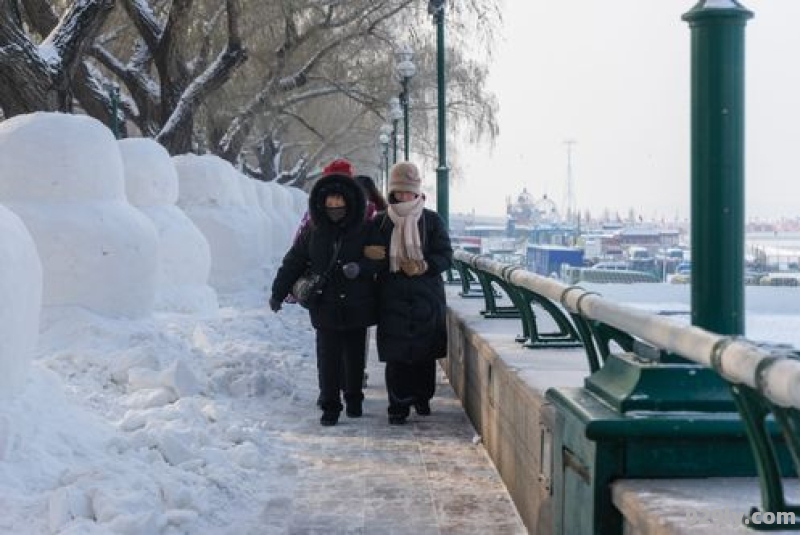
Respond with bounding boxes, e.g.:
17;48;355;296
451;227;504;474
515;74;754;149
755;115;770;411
156;0;246;152
120;0;162;52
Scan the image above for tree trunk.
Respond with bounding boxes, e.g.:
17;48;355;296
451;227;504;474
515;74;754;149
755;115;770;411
0;0;114;117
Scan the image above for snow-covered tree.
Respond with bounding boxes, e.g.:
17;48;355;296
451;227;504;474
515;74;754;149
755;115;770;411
0;0;501;189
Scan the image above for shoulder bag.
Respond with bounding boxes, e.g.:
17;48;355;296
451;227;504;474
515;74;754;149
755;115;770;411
292;239;341;309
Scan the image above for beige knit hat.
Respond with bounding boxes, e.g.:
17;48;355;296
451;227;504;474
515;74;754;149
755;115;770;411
388;162;422;195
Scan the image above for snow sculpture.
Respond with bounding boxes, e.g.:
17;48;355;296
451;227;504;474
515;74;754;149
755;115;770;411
119;138;218;313
254;181;288;263
236;173;272;269
264;181;299;254
173;154;264;293
0;206;42;399
0;112;158;318
288;186;309;220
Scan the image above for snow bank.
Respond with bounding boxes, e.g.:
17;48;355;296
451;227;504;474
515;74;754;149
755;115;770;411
255;182;288;262
284;186;306;220
119;138;218;314
263;181;298;257
173;154;263;293
236;173;272;268
0;206;42;399
0;112;158;318
0;292;316;534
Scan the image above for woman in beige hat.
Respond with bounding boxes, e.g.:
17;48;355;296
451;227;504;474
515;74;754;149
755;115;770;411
369;161;453;425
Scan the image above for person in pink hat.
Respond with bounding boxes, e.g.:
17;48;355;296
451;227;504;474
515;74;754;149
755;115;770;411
269;159;383;426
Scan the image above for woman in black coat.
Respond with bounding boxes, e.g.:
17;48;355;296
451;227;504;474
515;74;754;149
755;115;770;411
371;161;453;425
269;164;382;426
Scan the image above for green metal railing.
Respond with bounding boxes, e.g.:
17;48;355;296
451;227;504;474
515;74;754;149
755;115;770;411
453;249;800;529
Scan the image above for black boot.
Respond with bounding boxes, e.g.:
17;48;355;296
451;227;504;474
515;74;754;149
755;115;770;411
413;400;431;416
344;392;364;418
346;401;362;418
319;400;342;426
320;410;339;426
388;414;407;425
388;404;409;425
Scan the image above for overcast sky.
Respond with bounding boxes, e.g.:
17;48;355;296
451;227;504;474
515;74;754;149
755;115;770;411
452;1;800;222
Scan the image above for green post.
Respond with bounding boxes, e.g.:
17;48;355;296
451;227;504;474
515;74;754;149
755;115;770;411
401;81;410;160
107;84;120;139
392;119;399;164
545;6;763;533
683;1;753;335
394;44;416;161
430;0;450;232
383;144;390;196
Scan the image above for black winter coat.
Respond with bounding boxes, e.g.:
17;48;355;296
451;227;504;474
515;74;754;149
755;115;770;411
270;174;382;331
373;209;453;363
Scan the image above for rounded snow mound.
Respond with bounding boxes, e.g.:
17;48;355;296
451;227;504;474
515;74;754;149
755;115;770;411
0;112;158;319
119;139;218;314
0;205;42;399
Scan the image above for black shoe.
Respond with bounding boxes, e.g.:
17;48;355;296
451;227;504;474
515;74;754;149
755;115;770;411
414;401;431;416
346;402;362;418
320;411;339;426
388;415;407;425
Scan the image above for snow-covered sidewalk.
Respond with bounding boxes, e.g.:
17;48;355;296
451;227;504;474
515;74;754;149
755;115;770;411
0;288;524;534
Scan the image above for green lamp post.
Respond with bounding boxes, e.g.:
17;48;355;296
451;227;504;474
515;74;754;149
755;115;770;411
429;0;450;232
395;44;416;161
683;0;753;335
545;4;765;534
388;97;403;164
379;124;392;198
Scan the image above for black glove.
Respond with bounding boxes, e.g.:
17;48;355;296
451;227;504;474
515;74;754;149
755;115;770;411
269;297;282;312
342;262;360;279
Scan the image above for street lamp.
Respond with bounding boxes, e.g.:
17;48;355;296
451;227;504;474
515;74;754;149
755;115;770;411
429;0;450;233
388;97;403;164
395;43;416;160
379;124;392;197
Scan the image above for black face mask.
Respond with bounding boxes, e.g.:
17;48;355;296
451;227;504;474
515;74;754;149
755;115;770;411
326;206;346;222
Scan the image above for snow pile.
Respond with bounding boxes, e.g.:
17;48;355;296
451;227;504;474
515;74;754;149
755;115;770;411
0;286;317;534
236;173;272;269
0;206;42;399
254;182;288;263
263;181;299;256
0;112;158;318
0;112;347;534
119;138;218;314
287;186;308;219
173;154;266;294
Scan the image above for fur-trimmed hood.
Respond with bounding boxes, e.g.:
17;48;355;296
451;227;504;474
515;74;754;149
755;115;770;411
308;173;366;231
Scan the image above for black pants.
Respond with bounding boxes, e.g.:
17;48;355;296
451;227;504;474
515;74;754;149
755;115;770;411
316;327;367;411
385;359;436;417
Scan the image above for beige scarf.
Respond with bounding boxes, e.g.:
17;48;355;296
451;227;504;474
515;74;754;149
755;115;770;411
387;196;425;272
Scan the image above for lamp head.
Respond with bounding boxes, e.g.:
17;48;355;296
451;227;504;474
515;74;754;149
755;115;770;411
396;60;416;80
428;0;446;15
